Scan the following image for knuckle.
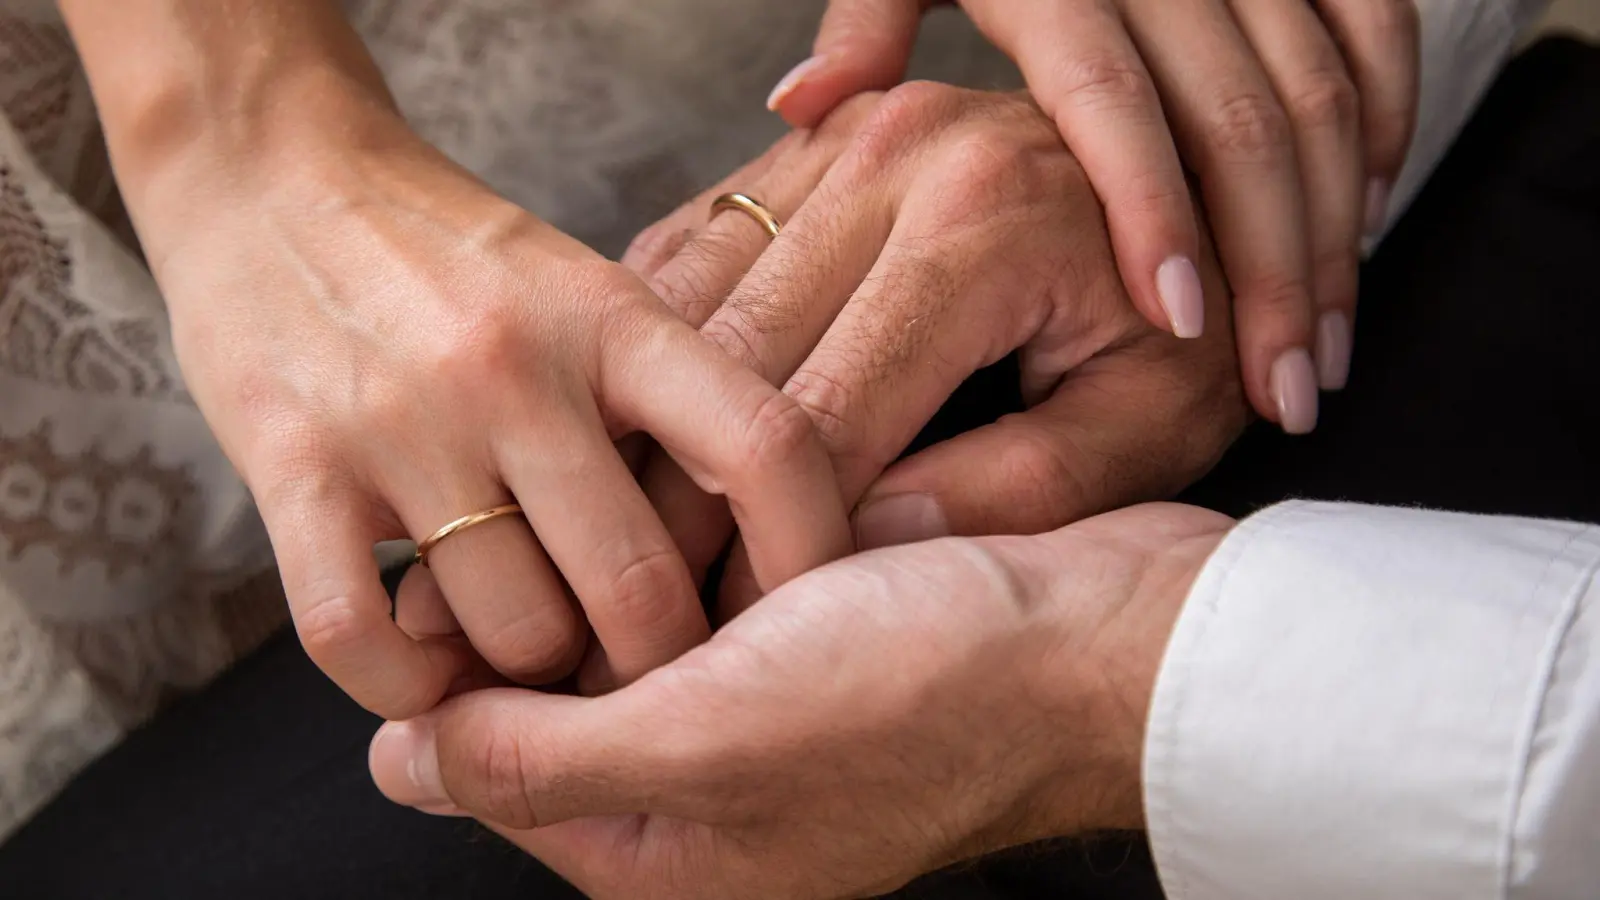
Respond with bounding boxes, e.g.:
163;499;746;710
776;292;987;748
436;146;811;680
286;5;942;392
603;546;693;632
784;367;859;455
649;231;745;322
294;594;372;667
471;722;544;829
248;426;347;509
347;376;420;439
1285;71;1360;135
418;308;528;387
1341;0;1421;162
853;80;957;166
1313;242;1361;278
477;606;585;682
1204;90;1293;165
573;261;653;315
697;313;766;372
1235;272;1314;332
819;89;889;139
1138;356;1251;481
625;219;692;275
939;138;1031;206
1376;0;1422;46
294;595;439;718
1054;53;1158;115
730;390;818;473
718;278;802;343
1313;243;1361;308
872;250;961;338
580;262;667;357
878;80;959;122
227;364;291;429
1107;175;1194;227
991;426;1089;520
1368;109;1415;165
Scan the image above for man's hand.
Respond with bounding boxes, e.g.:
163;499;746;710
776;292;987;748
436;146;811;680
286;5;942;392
619;86;1247;630
369;504;1234;900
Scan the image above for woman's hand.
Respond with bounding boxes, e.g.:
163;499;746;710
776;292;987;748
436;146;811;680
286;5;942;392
73;8;852;718
616;86;1248;644
770;0;1421;433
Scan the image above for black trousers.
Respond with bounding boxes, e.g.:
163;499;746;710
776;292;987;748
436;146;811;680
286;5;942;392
4;37;1598;900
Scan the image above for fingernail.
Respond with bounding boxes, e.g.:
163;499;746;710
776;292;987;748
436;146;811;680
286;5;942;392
1271;348;1320;435
415;802;471;818
370;720;448;808
1364;178;1391;237
854;493;949;551
1156;256;1205;339
1315;311;1353;391
767;56;828;111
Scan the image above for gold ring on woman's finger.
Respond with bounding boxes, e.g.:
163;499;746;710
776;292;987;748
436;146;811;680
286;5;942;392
414;504;525;566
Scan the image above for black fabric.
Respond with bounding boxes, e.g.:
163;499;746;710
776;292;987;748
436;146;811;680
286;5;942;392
4;36;1598;900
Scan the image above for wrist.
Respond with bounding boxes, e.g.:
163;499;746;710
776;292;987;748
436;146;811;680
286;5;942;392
1110;528;1229;826
1031;511;1231;837
65;1;404;225
115;62;406;215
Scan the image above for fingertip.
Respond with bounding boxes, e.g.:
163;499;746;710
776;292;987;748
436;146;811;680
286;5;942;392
575;642;618;697
714;540;764;623
770;61;879;129
1155;255;1206;339
767;55;832;117
1316;311;1353;392
365;637;475;720
769;44;916;128
1232;278;1319;434
1363;177;1392;239
1269;347;1319;435
1102;196;1206;342
853;491;949;551
369;718;448;809
794;0;922;121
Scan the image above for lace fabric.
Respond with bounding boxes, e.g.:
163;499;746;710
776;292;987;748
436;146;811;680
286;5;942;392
0;0;1013;841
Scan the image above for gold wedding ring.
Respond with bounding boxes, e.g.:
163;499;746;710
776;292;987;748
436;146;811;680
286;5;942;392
414;503;525;567
711;192;783;239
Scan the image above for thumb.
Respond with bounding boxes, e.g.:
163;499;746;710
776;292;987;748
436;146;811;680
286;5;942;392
853;353;1246;549
368;687;687;829
769;0;934;128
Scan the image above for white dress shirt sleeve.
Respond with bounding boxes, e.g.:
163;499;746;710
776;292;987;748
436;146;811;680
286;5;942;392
1144;502;1600;899
1369;0;1554;245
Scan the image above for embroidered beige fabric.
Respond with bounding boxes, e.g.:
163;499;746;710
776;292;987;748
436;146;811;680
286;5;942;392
0;0;1014;842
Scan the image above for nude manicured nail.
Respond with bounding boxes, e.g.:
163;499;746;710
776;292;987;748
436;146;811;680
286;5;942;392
1156;256;1205;339
370;720;448;808
1271;348;1320;435
1316;311;1353;391
1364;178;1392;237
854;493;949;551
767;56;828;111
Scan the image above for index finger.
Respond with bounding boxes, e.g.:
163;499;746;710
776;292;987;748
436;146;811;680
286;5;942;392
965;0;1205;342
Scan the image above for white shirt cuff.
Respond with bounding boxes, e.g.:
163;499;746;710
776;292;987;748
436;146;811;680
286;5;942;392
1144;501;1600;900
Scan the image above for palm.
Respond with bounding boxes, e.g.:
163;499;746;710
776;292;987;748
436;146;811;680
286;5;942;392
496;539;1041;896
391;505;1234;900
